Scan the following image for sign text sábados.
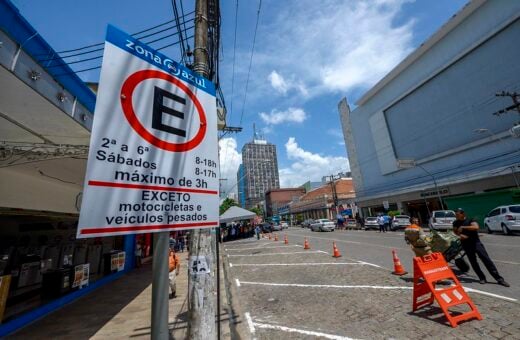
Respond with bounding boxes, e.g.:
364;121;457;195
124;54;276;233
77;25;219;238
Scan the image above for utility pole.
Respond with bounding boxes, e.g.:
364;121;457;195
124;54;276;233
188;0;216;339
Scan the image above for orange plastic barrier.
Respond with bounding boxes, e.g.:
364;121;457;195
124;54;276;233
274;233;279;242
284;235;289;245
303;238;310;250
412;252;482;328
332;242;342;258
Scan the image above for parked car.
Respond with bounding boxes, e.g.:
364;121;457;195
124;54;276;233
310;219;335;232
272;223;282;231
302;219;315;228
345;218;358;229
391;215;411;231
429;210;456;230
280;221;289;229
484;205;520;234
260;222;272;233
364;217;379;230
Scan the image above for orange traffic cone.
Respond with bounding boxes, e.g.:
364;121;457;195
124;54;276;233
284;234;289;245
392;249;407;275
274;233;279;241
332;242;342;258
303;238;310;250
268;233;271;240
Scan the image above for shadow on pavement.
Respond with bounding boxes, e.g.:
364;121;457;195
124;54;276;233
10;264;153;339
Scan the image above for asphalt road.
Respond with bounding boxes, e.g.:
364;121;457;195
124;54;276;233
284;227;520;301
223;228;520;339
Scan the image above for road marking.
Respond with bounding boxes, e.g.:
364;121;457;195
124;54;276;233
356;261;383;269
252;321;358;340
493;259;520;265
225;245;299;251
227;251;324;257
238;281;412;290
286;233;409;251
245;312;255;334
463;287;517;302
229;262;367;267
235;278;241;287
229;262;233;267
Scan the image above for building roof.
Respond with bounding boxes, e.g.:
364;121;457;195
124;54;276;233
356;0;485;106
300;178;355;201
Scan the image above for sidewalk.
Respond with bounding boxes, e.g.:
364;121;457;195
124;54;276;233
9;254;232;339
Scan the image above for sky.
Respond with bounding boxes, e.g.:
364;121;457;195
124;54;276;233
12;0;468;196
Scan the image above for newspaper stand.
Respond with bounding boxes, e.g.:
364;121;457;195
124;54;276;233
413;252;482;327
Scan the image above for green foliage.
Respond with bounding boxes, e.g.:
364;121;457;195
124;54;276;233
219;198;238;215
387;210;402;218
249;207;263;216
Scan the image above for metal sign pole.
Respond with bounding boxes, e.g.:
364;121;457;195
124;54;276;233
151;232;169;340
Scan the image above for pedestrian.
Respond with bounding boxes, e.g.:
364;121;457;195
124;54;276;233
377;215;385;233
453;208;509;287
179;235;185;252
168;247;180;298
383;214;390;232
404;217;432;257
255;225;261;240
134;240;142;268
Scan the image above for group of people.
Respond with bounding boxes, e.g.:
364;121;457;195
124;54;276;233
220;222;254;242
404;208;509;287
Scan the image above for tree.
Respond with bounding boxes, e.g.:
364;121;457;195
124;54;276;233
249;206;263;216
220;198;238;215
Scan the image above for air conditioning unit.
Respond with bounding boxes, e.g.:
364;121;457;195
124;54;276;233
510;124;520;138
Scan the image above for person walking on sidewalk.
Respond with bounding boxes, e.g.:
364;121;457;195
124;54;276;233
168;248;181;298
453;208;510;287
255;225;261;240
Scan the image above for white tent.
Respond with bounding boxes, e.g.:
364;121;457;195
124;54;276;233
219;206;257;224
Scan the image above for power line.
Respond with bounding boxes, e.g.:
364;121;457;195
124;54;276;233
239;0;262;126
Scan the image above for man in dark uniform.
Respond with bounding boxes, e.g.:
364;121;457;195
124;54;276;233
453;208;509;287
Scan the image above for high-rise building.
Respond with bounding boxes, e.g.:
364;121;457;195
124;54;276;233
237;164;247;208
239;134;280;209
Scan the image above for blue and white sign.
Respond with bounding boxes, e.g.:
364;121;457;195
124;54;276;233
77;25;219;238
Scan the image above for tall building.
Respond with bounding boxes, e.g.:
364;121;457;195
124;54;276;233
237;164;247;208
239;134;280;209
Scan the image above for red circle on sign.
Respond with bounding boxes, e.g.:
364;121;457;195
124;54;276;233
120;70;207;152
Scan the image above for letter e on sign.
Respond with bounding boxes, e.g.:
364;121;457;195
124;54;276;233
120;70;207;152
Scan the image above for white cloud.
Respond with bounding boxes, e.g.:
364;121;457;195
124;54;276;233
259;107;307;125
279;137;350;187
268;71;288;94
219;137;242;197
255;0;415;97
268;70;309;97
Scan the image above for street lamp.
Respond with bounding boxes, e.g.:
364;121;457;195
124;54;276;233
396;159;445;210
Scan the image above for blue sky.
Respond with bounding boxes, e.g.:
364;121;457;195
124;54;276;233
12;0;467;195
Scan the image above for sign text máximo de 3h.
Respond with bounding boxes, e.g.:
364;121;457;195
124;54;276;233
77;25;219;238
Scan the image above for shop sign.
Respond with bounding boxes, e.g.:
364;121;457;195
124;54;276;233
420;188;450;198
77;25;219;238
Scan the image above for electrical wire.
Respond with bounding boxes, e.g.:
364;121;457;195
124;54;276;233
239;0;262;126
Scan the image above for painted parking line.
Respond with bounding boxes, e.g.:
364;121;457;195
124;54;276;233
227;251;325;257
235;280;517;302
245;312;255;335
229;262;368;267
225;245;300;251
251;319;358;340
238;281;412;290
493;259;520;266
286;233;409;251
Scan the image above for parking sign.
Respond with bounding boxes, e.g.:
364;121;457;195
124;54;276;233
77;25;219;238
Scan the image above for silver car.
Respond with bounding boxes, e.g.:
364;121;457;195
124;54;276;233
391;215;411;231
429;210;456;230
364;217;379;230
484;205;520;234
310;219;335;232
